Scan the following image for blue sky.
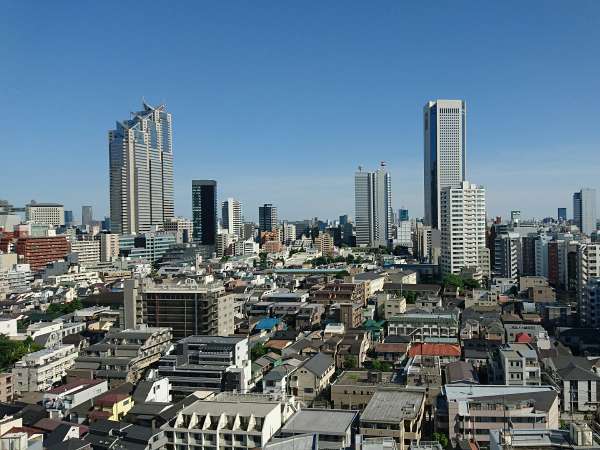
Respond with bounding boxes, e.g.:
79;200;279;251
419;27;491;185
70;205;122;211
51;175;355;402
1;1;599;222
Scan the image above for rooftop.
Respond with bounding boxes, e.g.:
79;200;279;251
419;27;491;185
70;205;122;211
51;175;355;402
361;389;425;423
281;408;358;435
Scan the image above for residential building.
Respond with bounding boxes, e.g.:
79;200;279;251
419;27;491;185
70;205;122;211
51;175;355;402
81;205;93;227
379;293;407;319
99;233;119;262
0;373;13;403
13;345;79;394
423;99;466;229
123;277;235;339
387;312;459;342
42;379;108;419
72;326;172;386
279;409;359;449
578;243;600;327
259;203;278;233
331;370;396;410
440;384;559;445
281;222;297;245
163;217;193;244
493;232;519;282
488;344;542;386
545;355;600;414
311;280;367;307
359;388;426;450
440;181;487;276
192;180;217;248
158;335;251;398
166;396;283;449
354;163;393;247
109;102;174;235
85;420;166;450
14;235;70;271
314;231;334;256
289;352;335;403
70;239;101;267
573;188;597;236
489;425;599;450
581;278;600;328
222;198;242;238
25;201;65;227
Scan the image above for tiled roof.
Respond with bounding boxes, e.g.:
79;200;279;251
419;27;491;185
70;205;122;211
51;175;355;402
408;343;461;357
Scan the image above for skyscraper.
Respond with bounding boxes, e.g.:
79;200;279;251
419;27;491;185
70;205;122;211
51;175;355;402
398;208;409;222
258;204;278;233
81;205;93;227
573;188;597;236
440;181;486;276
354;164;393;247
557;207;567;222
423;99;467;229
192;180;217;247
109;102;174;235
64;210;74;227
222;198;242;238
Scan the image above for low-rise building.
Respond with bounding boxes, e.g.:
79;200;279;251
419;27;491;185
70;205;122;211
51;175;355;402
545;355;600;414
42;378;108;419
279;408;359;449
71;326;171;386
0;373;14;403
331;370;396;410
158;335;251;399
289;352;335;403
440;384;559;445
359;388;426;450
489;343;541;386
388;312;459;343
489;424;599;450
13;344;79;394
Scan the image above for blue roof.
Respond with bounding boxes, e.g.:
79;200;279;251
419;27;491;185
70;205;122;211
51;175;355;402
256;317;281;330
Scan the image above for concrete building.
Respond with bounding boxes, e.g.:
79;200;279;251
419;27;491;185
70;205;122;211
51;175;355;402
387;312;459;342
166;396;283;449
440;181;486;276
14;235;70;271
25;201;65;227
359;388;426;450
489;424;599;450
119;232;176;263
158;335;251;398
314;231;334;256
124;277;235;339
109;102;174;235
70;239;101;267
546;356;600;414
222;198;242;238
279;408;359;449
493;232;519;282
581;278;600;329
0;373;14;403
354;164;393;247
423;99;466;229
163;217;193;244
42;378;108;419
13;344;79;394
81;205;93;227
289;352;335;403
331;370;396;410
72;326;172;386
577;243;600;327
440;384;559;445
99;233;119;262
488;344;542;386
573;188;597;236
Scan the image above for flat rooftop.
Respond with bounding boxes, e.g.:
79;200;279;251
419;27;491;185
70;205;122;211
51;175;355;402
361;389;425;423
281;409;358;435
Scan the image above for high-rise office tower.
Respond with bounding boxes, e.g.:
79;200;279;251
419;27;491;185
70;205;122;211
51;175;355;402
557;208;567;222
109;102;174;235
440;181;486;276
81;205;93;227
64;211;74;227
573;188;597;236
354;164;393;247
222;198;242;238
398;208;409;222
423;99;467;229
192;180;217;246
258;204;278;233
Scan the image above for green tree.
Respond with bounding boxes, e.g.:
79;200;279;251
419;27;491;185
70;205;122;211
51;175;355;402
0;335;43;371
433;432;450;449
343;356;357;369
251;343;268;361
404;291;417;304
371;359;393;372
463;278;481;290
442;274;464;289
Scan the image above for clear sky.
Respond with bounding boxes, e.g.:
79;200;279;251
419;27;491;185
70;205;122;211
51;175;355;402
2;1;599;222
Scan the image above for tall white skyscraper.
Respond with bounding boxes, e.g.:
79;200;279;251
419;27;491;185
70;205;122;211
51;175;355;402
573;188;597;236
354;164;393;247
424;99;466;229
440;181;487;276
109;102;174;235
222;198;242;238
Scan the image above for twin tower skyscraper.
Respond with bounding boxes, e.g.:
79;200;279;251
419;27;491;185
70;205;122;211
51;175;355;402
354;99;467;247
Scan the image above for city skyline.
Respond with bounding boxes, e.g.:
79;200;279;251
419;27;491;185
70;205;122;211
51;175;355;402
2;2;600;221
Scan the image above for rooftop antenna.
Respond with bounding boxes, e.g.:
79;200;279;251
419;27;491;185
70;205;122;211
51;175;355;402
380;160;387;167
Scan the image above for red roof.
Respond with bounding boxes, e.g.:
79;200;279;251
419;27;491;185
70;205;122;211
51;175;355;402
95;392;129;406
7;426;42;437
408;343;461;357
515;332;533;343
375;343;409;354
